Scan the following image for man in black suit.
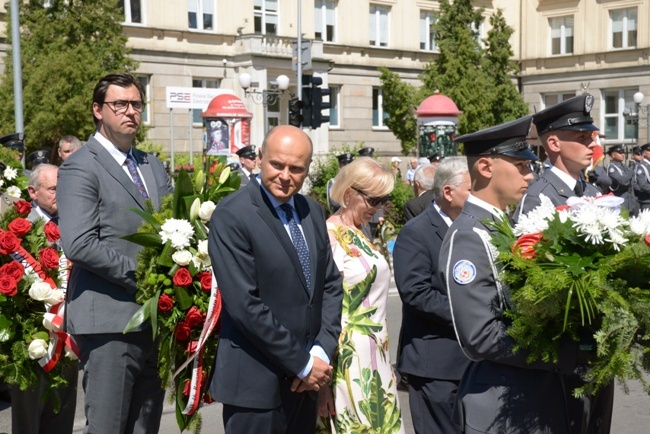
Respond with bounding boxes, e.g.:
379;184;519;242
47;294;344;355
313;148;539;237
208;125;343;434
393;156;471;433
403;164;436;221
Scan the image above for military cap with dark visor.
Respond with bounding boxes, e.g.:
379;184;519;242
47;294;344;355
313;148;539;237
337;152;355;166
236;145;257;159
454;115;539;161
533;94;599;136
0;132;26;151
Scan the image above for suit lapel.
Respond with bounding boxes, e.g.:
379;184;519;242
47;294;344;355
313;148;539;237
544;170;572;199
89;140;146;209
133;150;160;208
425;205;448;242
249;183;310;295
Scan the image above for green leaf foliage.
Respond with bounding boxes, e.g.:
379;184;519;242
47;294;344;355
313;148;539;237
380;1;529;153
0;0;138;153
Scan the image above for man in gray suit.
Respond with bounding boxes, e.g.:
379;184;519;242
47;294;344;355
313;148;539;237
441;116;584;433
58;73;173;434
12;163;78;434
394;156;471;433
208;125;343;434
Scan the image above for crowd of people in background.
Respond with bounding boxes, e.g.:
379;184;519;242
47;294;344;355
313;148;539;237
0;72;642;434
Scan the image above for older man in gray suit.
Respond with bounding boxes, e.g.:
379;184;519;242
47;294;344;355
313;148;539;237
57;73;173;434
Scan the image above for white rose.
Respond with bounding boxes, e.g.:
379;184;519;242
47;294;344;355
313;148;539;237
64;347;79;361
27;339;48;360
6;186;21;198
45;289;64;305
29;281;53;302
172;250;193;266
198;201;216;222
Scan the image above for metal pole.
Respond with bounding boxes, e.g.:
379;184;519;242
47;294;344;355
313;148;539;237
170;109;175;173
10;0;24;166
263;91;269;134
297;0;302;100
189;109;193;167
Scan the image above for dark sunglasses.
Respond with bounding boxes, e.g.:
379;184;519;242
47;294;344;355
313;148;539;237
352;187;390;207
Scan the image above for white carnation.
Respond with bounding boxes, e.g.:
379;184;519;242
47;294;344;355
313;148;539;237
29;281;53;302
514;194;555;236
198;201;216;222
6;186;21;198
3;167;17;181
172;249;193;266
159;218;194;250
27;339;48;360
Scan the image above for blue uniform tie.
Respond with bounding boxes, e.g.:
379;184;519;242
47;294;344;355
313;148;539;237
280;203;311;289
125;154;149;199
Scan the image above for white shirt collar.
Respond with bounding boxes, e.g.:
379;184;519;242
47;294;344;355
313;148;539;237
466;194;506;220
550;165;577;190
94;131;132;165
433;201;452;227
259;181;296;211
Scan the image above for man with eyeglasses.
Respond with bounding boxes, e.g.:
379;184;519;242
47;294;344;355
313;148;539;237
57;73;173;434
514;94;614;434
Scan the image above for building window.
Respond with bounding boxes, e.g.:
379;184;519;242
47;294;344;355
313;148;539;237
470;18;484;47
192;78;220;124
372;88;388;128
315;0;336;42
254;0;278;35
369;5;389;47
188;0;214;31
611;8;637;49
420;11;436;51
549;16;573;55
543;93;576;109
329;86;339;128
603;89;637;141
137;75;151;124
118;0;143;24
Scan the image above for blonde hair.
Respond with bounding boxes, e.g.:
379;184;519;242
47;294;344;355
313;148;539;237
330;157;394;207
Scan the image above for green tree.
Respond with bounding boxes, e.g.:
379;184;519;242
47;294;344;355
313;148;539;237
379;0;529;153
482;9;529;124
0;0;137;153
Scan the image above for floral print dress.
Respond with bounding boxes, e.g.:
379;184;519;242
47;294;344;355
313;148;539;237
317;223;404;434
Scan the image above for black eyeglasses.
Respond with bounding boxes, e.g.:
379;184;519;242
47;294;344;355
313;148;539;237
352;187;390;207
103;100;145;114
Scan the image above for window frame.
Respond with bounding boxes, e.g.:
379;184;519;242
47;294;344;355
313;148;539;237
328;86;340;128
369;4;390;48
602;88;638;142
610;7;637;50
136;75;151;125
118;0;145;25
188;0;216;32
549;16;574;56
420;10;437;52
254;0;279;36
192;78;221;125
315;0;336;43
372;87;388;129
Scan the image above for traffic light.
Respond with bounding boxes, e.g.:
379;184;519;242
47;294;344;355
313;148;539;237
310;76;330;129
301;74;313;128
288;95;303;127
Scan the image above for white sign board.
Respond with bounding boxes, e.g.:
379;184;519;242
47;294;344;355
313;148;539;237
165;87;234;110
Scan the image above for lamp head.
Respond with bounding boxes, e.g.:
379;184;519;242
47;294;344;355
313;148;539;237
238;73;252;90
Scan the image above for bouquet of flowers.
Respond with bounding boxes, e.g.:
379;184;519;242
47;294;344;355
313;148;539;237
0;146;30;203
489;194;650;397
0;199;78;400
123;163;240;432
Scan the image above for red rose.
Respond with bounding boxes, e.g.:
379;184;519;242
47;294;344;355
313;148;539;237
645;234;650;247
0;275;18;297
0;231;22;254
172;268;192;288
44;221;61;243
8;218;32;237
203;392;216;404
0;261;25;283
185;306;204;328
197;271;212;292
158;294;175;312
14;200;32;215
39;247;60;269
175;321;191;341
555;205;570;212
513;233;544;259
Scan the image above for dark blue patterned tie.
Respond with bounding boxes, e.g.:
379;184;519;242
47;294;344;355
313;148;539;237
280;203;311;289
125;154;149;199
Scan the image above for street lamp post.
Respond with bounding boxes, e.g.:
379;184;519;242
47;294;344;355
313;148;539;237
624;91;650;145
238;73;290;133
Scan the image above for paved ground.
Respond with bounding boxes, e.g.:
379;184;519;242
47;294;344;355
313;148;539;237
1;284;649;433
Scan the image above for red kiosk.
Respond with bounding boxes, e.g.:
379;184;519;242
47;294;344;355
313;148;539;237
200;94;253;156
415;91;461;158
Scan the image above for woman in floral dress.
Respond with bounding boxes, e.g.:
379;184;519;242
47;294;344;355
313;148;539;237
317;157;404;433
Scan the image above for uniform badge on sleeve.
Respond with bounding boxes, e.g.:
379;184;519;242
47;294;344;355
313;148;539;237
453;260;476;285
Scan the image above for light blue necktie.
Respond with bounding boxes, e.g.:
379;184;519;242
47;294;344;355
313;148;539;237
280;203;311;289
